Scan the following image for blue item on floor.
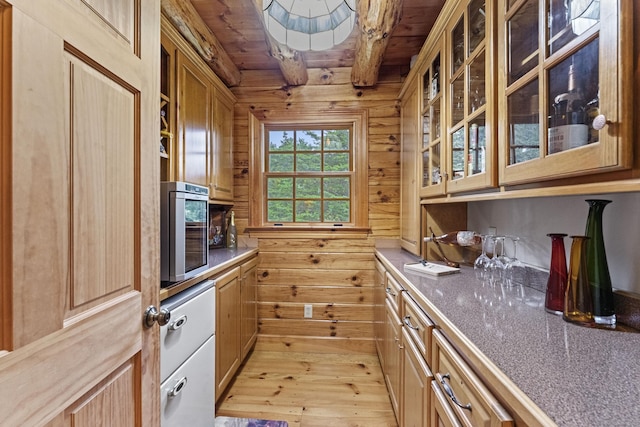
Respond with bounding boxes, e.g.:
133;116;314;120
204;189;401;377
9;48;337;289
214;416;288;427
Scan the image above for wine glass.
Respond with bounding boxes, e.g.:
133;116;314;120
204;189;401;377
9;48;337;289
505;236;527;287
474;234;491;279
487;236;507;286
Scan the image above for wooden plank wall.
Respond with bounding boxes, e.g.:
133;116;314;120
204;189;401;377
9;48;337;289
230;68;402;354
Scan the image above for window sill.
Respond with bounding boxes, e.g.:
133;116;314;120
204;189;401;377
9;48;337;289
245;226;371;239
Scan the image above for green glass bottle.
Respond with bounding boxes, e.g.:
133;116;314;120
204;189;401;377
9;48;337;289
584;199;616;326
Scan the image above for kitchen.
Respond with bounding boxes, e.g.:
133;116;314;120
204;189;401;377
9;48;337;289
1;0;639;426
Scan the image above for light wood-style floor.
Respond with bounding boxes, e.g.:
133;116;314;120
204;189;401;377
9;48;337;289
216;350;398;427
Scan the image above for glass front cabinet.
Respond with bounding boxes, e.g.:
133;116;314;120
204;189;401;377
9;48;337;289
414;0;498;198
445;0;497;194
497;0;633;184
419;36;446;198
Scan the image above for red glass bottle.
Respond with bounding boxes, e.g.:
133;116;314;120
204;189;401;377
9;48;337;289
545;233;568;315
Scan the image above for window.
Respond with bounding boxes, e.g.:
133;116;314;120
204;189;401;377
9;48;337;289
249;110;368;231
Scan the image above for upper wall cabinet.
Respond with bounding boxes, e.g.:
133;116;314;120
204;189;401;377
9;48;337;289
497;0;633;185
176;49;211;188
210;91;235;202
161;16;236;204
401;0;498;202
419;35;447;198
400;84;422;255
444;0;497;194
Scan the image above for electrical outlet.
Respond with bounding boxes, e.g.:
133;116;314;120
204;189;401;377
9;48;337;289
487;226;497;236
304;304;313;318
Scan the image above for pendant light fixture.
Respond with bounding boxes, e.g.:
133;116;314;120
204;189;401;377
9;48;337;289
263;0;356;52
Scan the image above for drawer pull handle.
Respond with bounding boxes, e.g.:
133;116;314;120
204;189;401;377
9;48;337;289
385;287;396;297
441;374;472;411
168;376;188;398
403;315;419;330
168;315;188;331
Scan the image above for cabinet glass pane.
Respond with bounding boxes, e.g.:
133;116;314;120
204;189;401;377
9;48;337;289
468;0;486;55
549;0;600;55
452;18;464;74
547;38;599;154
431;104;441;140
508;0;539;85
422;150;430;186
467;114;486;175
431;54;441;99
451;75;465;125
423;68;431;106
508;78;540;165
422;113;430;149
431;142;442;184
469;52;486;114
451;128;465;180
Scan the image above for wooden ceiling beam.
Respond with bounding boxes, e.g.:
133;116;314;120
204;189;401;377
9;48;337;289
161;0;241;87
351;0;404;87
253;0;308;86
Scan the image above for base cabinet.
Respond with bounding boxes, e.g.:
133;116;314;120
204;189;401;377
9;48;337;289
430;380;462;427
215;267;241;401
384;299;403;424
402;327;433;427
377;253;518;427
374;260;387;365
431;330;513;426
240;257;258;360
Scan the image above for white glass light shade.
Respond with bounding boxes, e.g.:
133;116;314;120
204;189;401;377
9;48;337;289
263;0;356;51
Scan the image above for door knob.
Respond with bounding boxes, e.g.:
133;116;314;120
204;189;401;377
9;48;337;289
144;305;171;328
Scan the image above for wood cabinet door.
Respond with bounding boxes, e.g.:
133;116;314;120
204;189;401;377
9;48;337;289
210;91;234;202
215;267;241;400
0;0;159;425
374;260;387;364
402;328;433;427
400;85;421;255
176;50;210;187
384;300;403;424
240;257;258;360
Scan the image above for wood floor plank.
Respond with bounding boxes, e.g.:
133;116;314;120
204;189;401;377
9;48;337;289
216;351;398;427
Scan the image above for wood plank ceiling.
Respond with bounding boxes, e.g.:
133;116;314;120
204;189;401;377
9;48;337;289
163;0;446;88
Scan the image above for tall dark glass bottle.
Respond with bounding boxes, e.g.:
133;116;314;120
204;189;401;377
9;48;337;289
584;199;616;326
545;233;568;315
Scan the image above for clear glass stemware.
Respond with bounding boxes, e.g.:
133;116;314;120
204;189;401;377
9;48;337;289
505;236;527;287
487;236;507;285
474;234;491;279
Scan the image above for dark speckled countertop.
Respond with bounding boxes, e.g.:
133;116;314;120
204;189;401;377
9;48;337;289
376;247;640;427
160;247;258;300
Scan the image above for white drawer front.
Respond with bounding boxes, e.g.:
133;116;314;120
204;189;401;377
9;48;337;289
161;335;215;427
161;281;215;381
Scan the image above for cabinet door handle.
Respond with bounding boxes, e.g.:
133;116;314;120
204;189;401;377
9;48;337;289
168;376;188;398
403;315;419;330
168;314;188;331
385;287;396;297
592;114;609;130
440;373;472;411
